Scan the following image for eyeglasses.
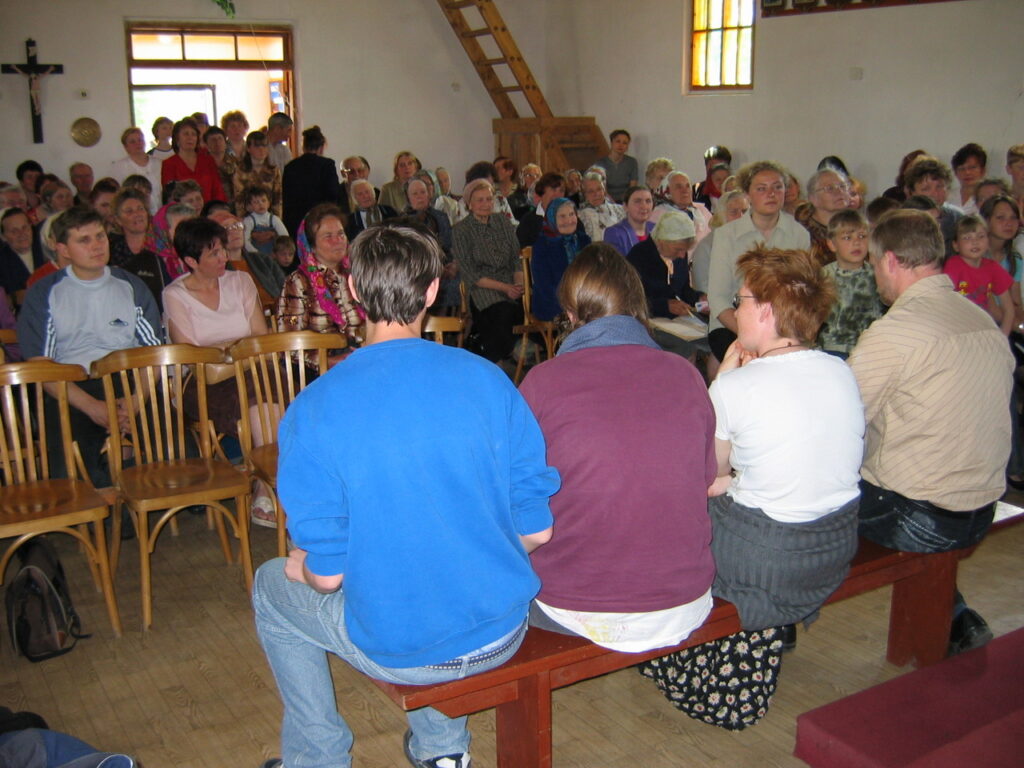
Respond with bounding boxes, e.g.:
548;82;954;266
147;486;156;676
732;294;755;309
226;222;244;231
816;184;850;195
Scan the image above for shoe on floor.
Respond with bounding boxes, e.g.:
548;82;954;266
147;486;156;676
403;730;471;768
781;623;797;652
948;608;993;656
251;496;278;528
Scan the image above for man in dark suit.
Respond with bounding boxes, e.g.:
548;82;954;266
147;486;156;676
282;126;341;237
345;180;397;239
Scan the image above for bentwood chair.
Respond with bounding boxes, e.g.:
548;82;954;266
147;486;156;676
513;248;556;384
0;329;17;363
229;331;345;558
0;360;122;636
423;315;465;346
91;344;252;629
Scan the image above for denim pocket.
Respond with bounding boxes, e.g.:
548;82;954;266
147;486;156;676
896;513;957;552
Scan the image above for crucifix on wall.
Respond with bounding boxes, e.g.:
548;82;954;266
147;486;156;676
2;39;64;144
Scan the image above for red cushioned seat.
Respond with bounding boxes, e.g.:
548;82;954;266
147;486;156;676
795;627;1024;768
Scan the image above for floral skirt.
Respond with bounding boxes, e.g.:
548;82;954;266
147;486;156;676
638;627;784;731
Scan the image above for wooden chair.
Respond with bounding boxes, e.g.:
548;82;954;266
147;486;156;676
0;328;16;364
423;315;464;346
512;247;556;384
229;331;345;558
91;344;252;629
0;360;121;636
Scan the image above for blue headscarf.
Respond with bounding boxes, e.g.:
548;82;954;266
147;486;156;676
542;197;581;265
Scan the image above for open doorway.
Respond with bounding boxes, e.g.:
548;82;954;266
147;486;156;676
126;23;294;150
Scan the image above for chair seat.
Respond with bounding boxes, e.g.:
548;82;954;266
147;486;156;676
118;458;250;512
249;443;278;483
0;478;109;535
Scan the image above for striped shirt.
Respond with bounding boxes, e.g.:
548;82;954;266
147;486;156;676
848;274;1014;511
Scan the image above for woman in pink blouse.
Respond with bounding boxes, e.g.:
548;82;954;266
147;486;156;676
163;217;273;523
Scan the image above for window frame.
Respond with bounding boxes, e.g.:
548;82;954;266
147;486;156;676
125;22;294;70
687;0;756;94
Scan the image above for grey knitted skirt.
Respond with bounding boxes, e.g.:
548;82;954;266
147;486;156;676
709;494;860;631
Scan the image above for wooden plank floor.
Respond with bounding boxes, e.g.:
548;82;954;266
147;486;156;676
1;508;1021;768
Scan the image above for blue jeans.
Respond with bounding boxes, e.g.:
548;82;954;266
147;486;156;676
857;480;994;553
252;559;527;768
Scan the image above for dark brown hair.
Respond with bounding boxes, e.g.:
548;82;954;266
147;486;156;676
558;243;649;330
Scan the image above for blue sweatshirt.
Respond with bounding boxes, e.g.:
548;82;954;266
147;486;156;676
277;337;559;667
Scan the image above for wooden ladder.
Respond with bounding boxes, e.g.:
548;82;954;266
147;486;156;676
436;0;608;173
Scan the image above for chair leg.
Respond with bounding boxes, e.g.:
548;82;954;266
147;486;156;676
514;334;528;385
79;523;102;591
92;518;122;637
137;509;153;630
110;504;123;576
212;504;233;564
236;494;254;592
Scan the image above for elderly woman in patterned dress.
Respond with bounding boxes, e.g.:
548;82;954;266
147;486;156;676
277;203;364;368
452;178;524;362
576;172;624;243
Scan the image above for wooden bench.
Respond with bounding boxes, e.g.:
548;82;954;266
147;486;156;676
373;537;961;768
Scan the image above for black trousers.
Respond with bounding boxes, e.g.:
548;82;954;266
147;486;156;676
468;299;523;363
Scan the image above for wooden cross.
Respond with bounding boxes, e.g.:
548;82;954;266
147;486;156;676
2;39;64;144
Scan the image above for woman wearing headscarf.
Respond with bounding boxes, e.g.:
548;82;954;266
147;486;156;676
530;197;590;322
276;203;364;368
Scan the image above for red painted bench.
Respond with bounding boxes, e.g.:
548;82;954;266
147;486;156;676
373;537;961;768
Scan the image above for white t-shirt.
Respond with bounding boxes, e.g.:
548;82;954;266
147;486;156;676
709;349;864;523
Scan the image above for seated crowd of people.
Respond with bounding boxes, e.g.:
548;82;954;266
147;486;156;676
2;115;1022;768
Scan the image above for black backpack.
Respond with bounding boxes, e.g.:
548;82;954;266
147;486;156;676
5;538;89;662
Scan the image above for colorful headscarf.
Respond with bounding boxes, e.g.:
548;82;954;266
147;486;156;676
296;220;361;328
151;203;187;278
542;197;581;265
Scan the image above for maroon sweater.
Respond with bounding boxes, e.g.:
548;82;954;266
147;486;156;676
520;344;716;613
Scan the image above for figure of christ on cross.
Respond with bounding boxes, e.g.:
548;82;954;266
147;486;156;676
2;39;64;144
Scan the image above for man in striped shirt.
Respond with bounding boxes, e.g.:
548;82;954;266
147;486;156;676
17;205;162;487
848;209;1014;654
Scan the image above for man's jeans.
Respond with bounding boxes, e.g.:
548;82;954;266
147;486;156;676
857;479;994;554
252;559;526;768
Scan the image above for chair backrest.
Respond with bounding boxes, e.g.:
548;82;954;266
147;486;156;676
520;247;534;318
90;344;226;479
422;315;465;345
0;360;87;485
0;329;16;364
229;330;345;455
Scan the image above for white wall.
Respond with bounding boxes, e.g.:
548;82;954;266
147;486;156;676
0;0;545;192
544;0;1024;196
2;0;1021;198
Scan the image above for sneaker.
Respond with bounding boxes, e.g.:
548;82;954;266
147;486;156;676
403;730;471;768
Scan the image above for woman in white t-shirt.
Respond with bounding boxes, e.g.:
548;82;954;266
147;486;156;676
642;244;864;732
